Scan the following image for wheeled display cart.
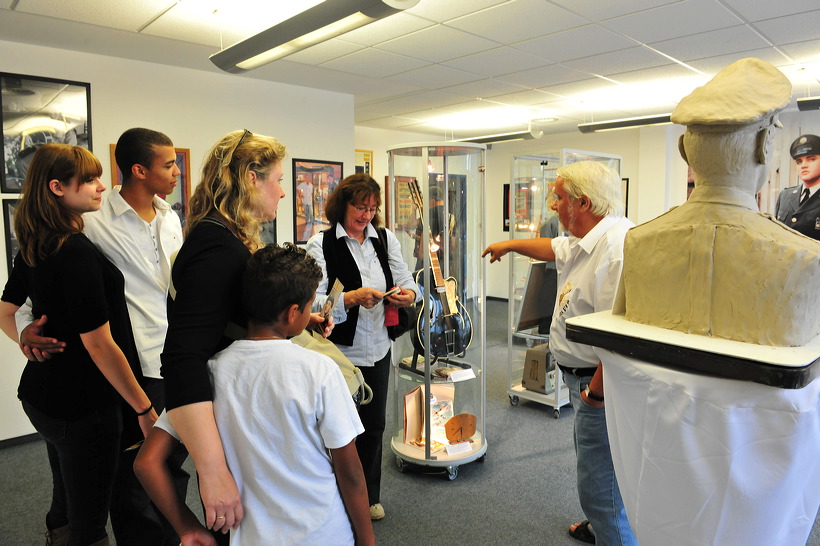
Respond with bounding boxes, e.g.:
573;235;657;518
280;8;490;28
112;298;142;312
506;151;621;417
386;142;487;480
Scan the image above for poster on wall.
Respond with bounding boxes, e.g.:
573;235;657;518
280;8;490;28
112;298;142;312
293;158;343;244
1;73;92;194
355;149;373;175
109;144;192;226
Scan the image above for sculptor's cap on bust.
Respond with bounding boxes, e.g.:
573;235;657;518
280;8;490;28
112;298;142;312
790;134;820;158
671;57;791;127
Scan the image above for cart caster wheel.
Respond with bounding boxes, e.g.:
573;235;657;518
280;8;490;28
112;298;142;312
509;395;519;406
395;457;407;473
526;339;534;347
553;409;560;419
446;466;458;480
477;455;486;463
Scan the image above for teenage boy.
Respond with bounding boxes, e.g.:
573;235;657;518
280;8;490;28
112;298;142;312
134;243;374;546
775;134;820;240
19;128;186;545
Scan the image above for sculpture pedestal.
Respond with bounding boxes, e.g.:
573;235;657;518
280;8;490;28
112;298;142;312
566;313;820;545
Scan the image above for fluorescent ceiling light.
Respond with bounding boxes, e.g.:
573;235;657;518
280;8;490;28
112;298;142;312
454;130;543;145
578;114;672;133
797;97;820;111
210;0;418;73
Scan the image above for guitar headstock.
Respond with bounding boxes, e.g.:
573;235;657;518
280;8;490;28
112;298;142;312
408;178;424;217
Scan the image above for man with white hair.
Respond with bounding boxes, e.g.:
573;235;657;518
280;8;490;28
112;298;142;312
484;161;636;545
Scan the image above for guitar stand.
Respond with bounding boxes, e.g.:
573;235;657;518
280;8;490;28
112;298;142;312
398;350;472;378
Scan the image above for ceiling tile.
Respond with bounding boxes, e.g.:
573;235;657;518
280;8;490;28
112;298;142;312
606;63;704;85
496;63;593;88
405;0;509;23
753;10;820;45
512;24;636;62
546;0;683;22
482;88;564;107
356;91;465;119
721;0;820;22
385;64;483;88
375;24;498;63
441;78;530;100
564;46;672;76
442;47;550;77
321;48;429;78
16;0;172;32
649;24;771;62
604;0;743;44
778;40;820;64
686;48;795;75
538;78;620;99
446;0;588;45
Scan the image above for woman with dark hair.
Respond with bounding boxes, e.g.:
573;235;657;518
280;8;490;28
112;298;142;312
306;173;419;521
0;143;156;546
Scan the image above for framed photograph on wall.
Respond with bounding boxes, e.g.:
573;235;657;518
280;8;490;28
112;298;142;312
355;149;373;175
3;199;19;275
293;158;342;244
109;144;192;226
1;73;92;194
621;178;629;217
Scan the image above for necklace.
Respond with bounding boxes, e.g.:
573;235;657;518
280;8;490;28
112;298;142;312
245;335;285;340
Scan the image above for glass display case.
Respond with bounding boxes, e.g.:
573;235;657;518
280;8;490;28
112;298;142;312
386;142;487;480
507;150;621;417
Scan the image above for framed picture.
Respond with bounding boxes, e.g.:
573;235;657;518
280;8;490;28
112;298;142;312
355;149;373;175
109;144;192;226
3;199;19;275
384;175;416;231
1;73;92;194
292;158;342;244
621;178;629;217
503;183;510;232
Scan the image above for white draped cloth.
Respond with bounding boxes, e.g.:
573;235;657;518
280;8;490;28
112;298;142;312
599;350;820;546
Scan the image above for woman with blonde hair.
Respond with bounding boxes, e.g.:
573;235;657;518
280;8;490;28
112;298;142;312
0;143;156;546
160;129;289;536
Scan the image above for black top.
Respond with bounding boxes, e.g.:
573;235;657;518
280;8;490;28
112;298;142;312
2;234;140;418
161;220;250;410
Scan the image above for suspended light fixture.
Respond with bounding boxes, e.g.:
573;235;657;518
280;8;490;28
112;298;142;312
578;114;672;133
797;97;820;111
210;0;419;73
454;119;553;144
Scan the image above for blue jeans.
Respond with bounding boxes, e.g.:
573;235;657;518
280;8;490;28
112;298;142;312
563;371;637;546
23;400;121;546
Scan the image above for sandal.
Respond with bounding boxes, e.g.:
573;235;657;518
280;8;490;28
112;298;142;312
569;520;596;544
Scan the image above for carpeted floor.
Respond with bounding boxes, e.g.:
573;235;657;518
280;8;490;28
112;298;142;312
0;299;817;545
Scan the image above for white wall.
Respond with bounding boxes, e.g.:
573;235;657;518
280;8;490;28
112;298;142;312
0;39;355;441
353;126;436;184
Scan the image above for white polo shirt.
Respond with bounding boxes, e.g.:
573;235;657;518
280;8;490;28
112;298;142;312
83;186;182;378
549;215;634;369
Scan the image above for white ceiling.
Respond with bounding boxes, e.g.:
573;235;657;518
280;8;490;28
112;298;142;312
2;0;820;139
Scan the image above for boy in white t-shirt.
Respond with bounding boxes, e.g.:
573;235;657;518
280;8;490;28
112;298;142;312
135;243;374;545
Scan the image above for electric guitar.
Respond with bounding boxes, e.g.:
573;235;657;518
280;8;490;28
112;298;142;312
407;179;472;357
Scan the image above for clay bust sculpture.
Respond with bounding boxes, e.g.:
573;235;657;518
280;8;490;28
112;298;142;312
622;58;820;347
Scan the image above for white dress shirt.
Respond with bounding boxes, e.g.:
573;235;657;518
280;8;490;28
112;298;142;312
82;186;182;378
306;223;419;367
549;215;634;369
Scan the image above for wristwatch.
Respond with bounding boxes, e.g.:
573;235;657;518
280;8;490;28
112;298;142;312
583;385;604;402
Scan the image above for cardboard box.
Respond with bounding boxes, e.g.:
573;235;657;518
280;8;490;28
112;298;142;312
522;342;550;393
